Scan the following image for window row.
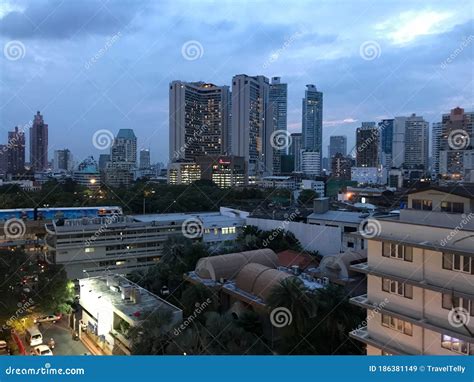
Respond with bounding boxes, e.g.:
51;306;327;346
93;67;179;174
441;294;474;316
382;243;413;262
381;314;413;336
382;278;413;299
412;199;464;213
442;253;473;274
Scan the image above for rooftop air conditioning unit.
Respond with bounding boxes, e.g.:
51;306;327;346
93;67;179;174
120;285;132;300
131;287;142;304
317;278;322;284
322;277;329;286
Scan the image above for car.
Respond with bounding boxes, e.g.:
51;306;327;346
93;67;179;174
34;314;61;324
0;340;10;356
33;345;53;356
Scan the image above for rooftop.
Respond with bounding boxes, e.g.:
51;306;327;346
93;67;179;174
409;184;474;200
307;210;368;224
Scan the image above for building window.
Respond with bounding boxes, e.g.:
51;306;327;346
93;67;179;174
441;335;469;354
412;199;432;210
382;278;413;299
381;350;393;356
440;201;464;213
381;314;413;336
442;253;473;274
85;248;95;253
382;243;413;262
441;294;473;316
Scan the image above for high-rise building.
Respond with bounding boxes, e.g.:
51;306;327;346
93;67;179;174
350;185;474;355
432;122;443;177
289;133;302;172
439;107;474;180
53;149;73;172
7;126;25;174
379;119;394;169
328;135;347;158
169;81;230;162
98;154;110;171
139;149;151;169
302;84;323;167
331;153;353;180
111;129;137;164
356;122;379;167
30;111;49;171
269;77;288;174
404;114;429;172
196;155;247;188
231;74;272;179
301;150;321;176
0;145;7;175
392;116;407;168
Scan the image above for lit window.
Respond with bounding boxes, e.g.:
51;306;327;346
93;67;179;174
85;248;95;253
116;261;125;266
381;314;413;336
441;335;469;354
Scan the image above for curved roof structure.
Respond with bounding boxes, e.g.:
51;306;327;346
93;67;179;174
194;248;278;281
318;250;366;279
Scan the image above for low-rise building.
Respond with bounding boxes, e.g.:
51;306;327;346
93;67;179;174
167;162;201;185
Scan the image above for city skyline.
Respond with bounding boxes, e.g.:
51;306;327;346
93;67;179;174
0;0;472;163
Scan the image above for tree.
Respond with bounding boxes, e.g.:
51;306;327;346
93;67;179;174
130;310;174;355
180;284;217;319
298;189;318;206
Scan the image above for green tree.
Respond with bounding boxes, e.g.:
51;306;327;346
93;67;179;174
298;189;318;206
130;310;173;355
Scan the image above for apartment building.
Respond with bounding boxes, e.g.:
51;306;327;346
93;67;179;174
350;185;474;355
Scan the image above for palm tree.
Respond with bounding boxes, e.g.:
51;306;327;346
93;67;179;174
129;309;173;355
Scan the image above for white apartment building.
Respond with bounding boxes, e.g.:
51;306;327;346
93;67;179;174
350;185;474;355
301;150;321;176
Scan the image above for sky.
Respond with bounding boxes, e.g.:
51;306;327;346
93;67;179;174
0;0;473;164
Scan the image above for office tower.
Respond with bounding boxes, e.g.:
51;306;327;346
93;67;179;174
231;74;272;179
0;145;7;175
439;107;474;180
301;150;321;176
329;135;347;158
111;129;137;164
432;122;442;176
269;77;288;174
169;81;230;162
290;133;302;171
379;119;394;169
196;155;247;188
391;117;407;168
331;153;353;180
350;185;474;355
98;154;110;171
356;122;379;167
302;84;323;167
139;149;151;169
404;114;429;171
7;126;25;174
53;149;73;172
30;111;49;171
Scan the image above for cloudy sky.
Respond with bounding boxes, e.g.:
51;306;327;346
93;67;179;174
0;0;473;164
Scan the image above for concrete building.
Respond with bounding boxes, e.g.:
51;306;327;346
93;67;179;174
7;126;25;174
289;133;303;172
231;74;272;180
301;179;325;198
350;185;474;355
169;81;230;162
351;166;386;185
404;114;429;172
301;150;321;176
30;111;49;171
269;77;288;174
379;119;394;169
79;274;182;354
329;135;347;158
0;145;7;175
139;149;150;169
167;162;201;185
302;85;323;167
432;122;443;177
331;153;353;180
73;157;100;189
111;129;137;165
259;176;299;190
356;122;379;168
195;155;247;188
53;149;73;172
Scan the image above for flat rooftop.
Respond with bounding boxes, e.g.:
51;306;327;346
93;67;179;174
131;211;244;226
307;210;368;224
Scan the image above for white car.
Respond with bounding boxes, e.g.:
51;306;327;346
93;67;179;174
34;314;61;324
34;345;53;356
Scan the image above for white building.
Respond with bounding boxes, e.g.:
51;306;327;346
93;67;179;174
259;176;298;190
351;167;386;185
301;150;321;176
301;179;325;197
350;185;474;355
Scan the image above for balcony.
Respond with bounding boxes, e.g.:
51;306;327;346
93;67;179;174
349;327;407;355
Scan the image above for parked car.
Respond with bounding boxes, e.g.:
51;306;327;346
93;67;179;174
34;314;61;324
33;345;53;356
0;340;10;355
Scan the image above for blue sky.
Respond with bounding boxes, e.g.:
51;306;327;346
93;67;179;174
0;0;473;164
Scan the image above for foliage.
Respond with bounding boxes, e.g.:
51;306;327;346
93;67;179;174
236;225;302;252
298;189;318;206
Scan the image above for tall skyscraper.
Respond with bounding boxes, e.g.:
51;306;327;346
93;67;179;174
53;149;73;172
289;132;303;172
404;114;429;171
356;122;379;167
7;126;25;174
98;154;111;171
328;135;347;158
302;84;323;164
30;111;49;171
231;74;272;178
379;119;394;169
0;145;7;175
269;77;288;175
391;116;407;168
111;129;137;164
139;149;151;169
169;81;230;162
432;122;443;176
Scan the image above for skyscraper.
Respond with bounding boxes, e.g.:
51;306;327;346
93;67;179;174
356;122;379;167
328;135;347;158
391;116;407;168
111;129;137;164
169;81;230;162
379;119;394;169
231;74;272;179
302;84;323;163
404;114;429;172
7;126;25;174
139;149;151;169
30;111;49;171
289;132;302;171
431;122;443;177
269;77;288;175
53;149;73;172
